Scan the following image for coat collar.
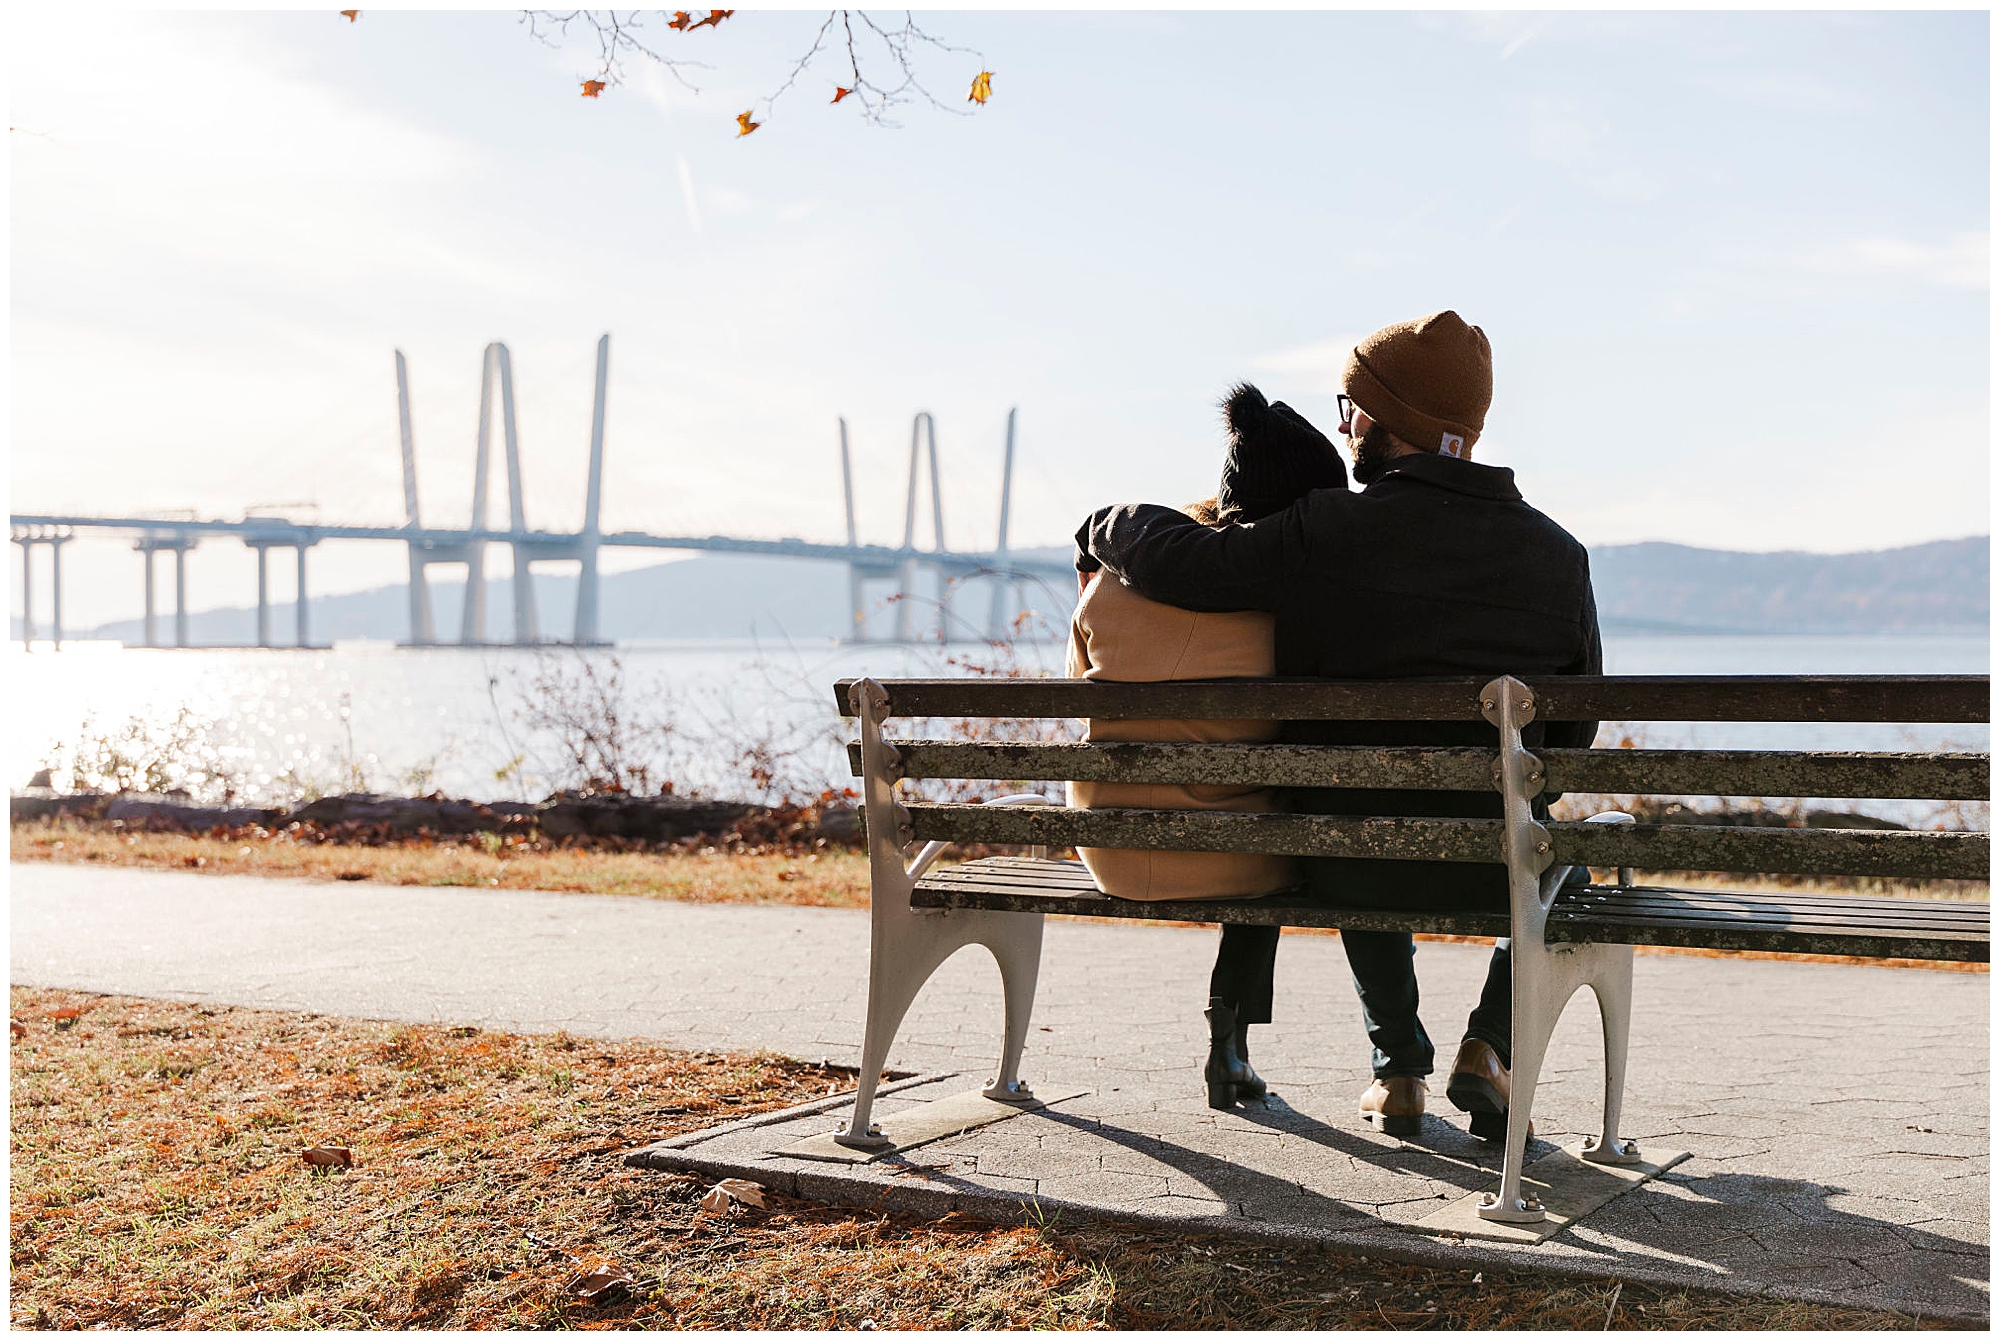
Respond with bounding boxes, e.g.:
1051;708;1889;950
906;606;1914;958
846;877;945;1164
1367;451;1521;501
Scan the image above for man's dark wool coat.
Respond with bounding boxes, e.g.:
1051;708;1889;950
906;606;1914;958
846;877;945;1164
1074;451;1603;912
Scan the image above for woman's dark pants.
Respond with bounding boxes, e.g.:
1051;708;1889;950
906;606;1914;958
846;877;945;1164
1209;924;1280;1023
1209;924;1513;1078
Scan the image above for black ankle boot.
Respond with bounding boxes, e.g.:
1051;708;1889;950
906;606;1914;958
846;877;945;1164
1203;997;1267;1109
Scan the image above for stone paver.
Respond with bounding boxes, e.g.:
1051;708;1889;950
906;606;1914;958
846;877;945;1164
10;861;1989;1322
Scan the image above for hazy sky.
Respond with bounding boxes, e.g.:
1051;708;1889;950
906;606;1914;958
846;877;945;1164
9;8;1990;630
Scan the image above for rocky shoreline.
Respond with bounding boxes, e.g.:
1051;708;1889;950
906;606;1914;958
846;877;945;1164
10;789;864;849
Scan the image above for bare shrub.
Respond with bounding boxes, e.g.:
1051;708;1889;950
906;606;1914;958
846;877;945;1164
506;651;677;796
40;708;243;803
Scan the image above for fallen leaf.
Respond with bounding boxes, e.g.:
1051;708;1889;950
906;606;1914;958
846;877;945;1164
340;10;359;20
735;110;760;137
299;1145;353;1168
968;70;993;105
10;1020;25;1040
582;79;606;98
48;1006;84;1021
831;87;853;104
567;1266;635;1303
716;1177;765;1207
335;871;369;881
698;1177;765;1214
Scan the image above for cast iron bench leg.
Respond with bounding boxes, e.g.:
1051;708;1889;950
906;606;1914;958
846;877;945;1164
838;678;1048;1150
1482;676;1642;1223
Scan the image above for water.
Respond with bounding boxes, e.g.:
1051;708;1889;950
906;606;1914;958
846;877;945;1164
9;633;1988;808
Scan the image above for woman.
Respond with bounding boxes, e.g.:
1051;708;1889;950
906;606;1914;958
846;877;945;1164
1067;383;1347;1108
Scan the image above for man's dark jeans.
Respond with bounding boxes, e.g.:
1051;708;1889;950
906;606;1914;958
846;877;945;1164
1343;931;1512;1078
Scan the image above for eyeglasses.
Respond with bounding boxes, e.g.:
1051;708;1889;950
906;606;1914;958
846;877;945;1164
1336;394;1356;431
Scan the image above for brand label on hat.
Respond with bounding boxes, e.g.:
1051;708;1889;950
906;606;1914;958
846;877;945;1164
1439;432;1465;458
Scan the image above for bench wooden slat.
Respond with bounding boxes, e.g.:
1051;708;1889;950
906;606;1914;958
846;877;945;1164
1552;820;1987;882
1546;889;1989;964
911;859;1511;937
898;803;1503;862
853;739;1989;801
1559;889;1991;921
887;803;1989;881
908;858;1989;963
853;741;1498;790
922;861;1987;929
836;674;1989;724
1542;749;1990;802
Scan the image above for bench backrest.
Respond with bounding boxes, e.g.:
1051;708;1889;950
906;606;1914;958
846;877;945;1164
838;674;1990;885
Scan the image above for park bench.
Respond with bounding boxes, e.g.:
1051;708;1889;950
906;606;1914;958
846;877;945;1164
831;672;1989;1226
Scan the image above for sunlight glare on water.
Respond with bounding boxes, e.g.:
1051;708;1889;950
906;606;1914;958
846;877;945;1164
7;633;1987;805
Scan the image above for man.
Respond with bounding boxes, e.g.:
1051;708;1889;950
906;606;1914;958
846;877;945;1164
1073;311;1601;1139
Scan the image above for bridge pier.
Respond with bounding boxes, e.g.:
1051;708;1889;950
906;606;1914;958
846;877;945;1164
16;533;31;648
11;528;72;649
296;543;312;648
142;547;156;647
254;544;271;647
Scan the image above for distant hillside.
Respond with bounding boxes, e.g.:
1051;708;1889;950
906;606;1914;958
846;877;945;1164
1589;537;1988;634
41;535;1991;645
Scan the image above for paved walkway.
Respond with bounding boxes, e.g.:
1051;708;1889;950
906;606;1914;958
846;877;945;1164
11;862;1989;1322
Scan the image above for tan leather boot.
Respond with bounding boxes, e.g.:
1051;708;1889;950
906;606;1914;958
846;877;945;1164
1357;1076;1426;1137
1445;1038;1531;1141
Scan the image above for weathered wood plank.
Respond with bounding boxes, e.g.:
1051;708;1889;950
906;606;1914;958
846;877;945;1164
1558;898;1989;928
835;675;1989;724
897;803;1505;862
850;740;1497;789
903;860;1987;960
850;739;1989;801
1553;821;1988;881
1543;749;1988;800
1546;904;1988;963
883;802;1987;879
910;869;1511;936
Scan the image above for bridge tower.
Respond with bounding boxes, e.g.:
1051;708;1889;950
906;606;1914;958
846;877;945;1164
394;335;609;646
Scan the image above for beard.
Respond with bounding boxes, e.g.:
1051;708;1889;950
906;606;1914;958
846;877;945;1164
1350;422;1401;485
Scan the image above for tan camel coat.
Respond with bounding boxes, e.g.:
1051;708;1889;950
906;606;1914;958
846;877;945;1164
1065;571;1299;901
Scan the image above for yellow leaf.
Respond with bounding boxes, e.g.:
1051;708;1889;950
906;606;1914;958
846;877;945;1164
968;70;993;105
736;110;760;136
582;79;606;98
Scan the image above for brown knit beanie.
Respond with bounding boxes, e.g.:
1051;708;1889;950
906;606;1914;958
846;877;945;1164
1340;311;1493;456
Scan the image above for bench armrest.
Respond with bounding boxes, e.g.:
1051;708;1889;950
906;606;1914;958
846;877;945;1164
906;793;1057;881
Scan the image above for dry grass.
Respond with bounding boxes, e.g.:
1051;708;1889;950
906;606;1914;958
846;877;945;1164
10;988;1954;1331
10;819;870;908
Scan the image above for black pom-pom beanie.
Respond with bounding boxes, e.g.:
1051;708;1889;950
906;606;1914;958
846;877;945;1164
1215;382;1348;522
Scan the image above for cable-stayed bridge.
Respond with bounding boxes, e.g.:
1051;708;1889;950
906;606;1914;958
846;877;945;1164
9;335;1069;649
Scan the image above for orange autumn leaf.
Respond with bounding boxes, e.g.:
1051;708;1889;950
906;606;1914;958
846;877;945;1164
968;70;994;105
831;86;853;104
736;110;760;136
669;11;693;30
340;10;359;20
581;79;606;98
690;9;734;31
